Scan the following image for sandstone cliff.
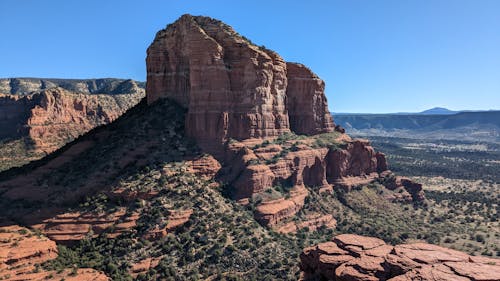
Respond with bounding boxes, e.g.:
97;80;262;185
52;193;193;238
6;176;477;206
300;234;500;281
146;15;424;230
0;14;495;281
0;223;109;280
0;78;144;171
146;14;333;146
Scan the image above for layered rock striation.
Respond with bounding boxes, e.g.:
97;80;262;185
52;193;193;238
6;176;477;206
300;234;500;281
0;223;109;280
24;87;143;153
146;14;424;230
220;134;423;229
0;79;144;170
146;14;333;145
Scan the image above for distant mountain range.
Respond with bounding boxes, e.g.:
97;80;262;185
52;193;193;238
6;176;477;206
334;107;497;115
333;109;500;143
418;107;457;115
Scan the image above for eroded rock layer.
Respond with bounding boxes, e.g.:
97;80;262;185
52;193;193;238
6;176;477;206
300;234;500;281
26;87;144;153
286;62;334;135
0;80;144;171
146;14;424;231
146;14;333;145
221;134;423;229
0;223;109;280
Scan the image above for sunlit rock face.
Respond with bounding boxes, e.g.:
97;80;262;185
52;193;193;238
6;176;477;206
146;14;334;146
300;233;500;281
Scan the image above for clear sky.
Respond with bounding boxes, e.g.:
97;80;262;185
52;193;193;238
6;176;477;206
1;0;499;113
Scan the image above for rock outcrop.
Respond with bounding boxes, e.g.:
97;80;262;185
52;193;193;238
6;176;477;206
146;14;333;147
25;87;144;153
20;206;192;245
0;223;109;280
220;135;422;229
286;62;334;135
0;79;144;171
300;234;500;281
146;14;423;230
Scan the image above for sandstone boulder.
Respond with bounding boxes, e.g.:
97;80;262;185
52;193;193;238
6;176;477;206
300;234;500;281
0;223;109;280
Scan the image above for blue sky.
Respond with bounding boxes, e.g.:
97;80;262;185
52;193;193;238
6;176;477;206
1;0;499;113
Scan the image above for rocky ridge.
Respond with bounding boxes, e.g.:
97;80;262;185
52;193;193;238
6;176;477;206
300;233;500;281
0;78;144;171
0;78;145;96
0;223;109;280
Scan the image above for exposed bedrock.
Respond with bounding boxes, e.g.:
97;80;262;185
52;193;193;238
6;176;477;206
300;234;500;281
146;14;333;147
146;14;424;230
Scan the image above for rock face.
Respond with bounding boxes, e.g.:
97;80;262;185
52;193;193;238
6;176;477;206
286;62;334;135
146;14;333;146
25;87;143;153
0;79;144;171
220;134;422;229
0;223;109;280
300;234;500;281
146;14;423;230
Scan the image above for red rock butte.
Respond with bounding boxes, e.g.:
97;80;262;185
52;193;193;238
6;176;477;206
146;14;334;146
145;14;424;231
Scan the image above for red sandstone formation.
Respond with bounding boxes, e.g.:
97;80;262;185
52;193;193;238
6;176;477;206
145;15;423;231
277;214;337;234
0;224;109;280
286;62;334;135
27;88;143;153
186;154;222;179
142;209;193;241
24;207;192;245
27;208;139;245
220;135;422;228
0;79;144;171
129;257;161;278
300;234;500;281
146;14;333;147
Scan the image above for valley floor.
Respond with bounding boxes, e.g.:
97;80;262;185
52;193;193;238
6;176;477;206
363;135;499;257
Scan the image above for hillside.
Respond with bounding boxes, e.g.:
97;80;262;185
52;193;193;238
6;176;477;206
334;111;500;143
0;78;144;171
1;99;495;280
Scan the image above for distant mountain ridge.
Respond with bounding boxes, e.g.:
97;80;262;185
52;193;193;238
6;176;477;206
333;110;500;143
0;77;146;95
418;107;457;115
334;107;497;115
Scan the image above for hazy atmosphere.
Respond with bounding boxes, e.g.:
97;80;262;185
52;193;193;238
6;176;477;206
1;0;499;113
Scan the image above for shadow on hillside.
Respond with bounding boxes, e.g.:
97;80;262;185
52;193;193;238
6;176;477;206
0;97;203;233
